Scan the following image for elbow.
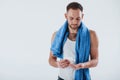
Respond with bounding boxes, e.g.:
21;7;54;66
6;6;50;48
48;58;52;66
48;57;55;67
93;59;98;67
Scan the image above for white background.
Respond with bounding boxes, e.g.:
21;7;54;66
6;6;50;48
0;0;120;80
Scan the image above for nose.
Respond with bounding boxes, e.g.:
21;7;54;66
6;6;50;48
72;19;78;24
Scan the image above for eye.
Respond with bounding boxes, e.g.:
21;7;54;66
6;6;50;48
69;17;73;20
76;18;80;21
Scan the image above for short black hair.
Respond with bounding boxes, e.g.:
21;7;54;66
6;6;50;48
66;2;83;12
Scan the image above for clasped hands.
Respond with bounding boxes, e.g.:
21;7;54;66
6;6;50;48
57;59;85;70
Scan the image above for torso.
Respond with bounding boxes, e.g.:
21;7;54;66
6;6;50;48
58;37;76;80
52;29;96;80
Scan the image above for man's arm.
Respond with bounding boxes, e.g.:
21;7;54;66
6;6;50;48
70;30;99;69
48;32;58;68
83;30;99;68
48;32;70;68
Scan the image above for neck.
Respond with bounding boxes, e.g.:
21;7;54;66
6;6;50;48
68;33;77;41
68;26;78;41
68;27;78;34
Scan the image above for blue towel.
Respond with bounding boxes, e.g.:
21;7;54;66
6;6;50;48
50;21;91;80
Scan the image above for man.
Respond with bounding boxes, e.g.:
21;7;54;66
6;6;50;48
49;2;98;80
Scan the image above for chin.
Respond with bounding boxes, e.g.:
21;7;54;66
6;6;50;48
71;26;79;29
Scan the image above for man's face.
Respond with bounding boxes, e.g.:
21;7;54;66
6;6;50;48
65;9;83;30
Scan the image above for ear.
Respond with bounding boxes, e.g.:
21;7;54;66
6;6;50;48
64;13;67;19
81;13;84;19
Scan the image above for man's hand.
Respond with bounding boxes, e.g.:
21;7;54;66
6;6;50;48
57;59;70;68
69;63;85;70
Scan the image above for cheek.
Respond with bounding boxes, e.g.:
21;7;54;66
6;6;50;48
78;21;81;24
67;19;72;24
78;22;81;26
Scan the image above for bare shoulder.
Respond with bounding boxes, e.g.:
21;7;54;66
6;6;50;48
89;29;99;48
89;29;97;37
89;29;98;40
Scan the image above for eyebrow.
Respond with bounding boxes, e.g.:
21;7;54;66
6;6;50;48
70;16;80;19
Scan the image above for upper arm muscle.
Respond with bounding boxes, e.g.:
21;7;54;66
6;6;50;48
90;30;99;60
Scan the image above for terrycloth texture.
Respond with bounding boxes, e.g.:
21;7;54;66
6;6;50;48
50;21;91;80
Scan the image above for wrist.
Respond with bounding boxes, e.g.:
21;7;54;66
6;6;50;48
81;63;85;69
56;61;60;68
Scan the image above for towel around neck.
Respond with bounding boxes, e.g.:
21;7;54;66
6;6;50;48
50;21;91;80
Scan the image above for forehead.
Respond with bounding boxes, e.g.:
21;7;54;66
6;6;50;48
67;9;82;17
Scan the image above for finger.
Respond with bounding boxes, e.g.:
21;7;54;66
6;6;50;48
61;62;69;67
77;64;83;68
64;59;70;63
69;64;76;69
62;63;68;66
60;61;69;66
61;62;69;68
59;61;65;68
